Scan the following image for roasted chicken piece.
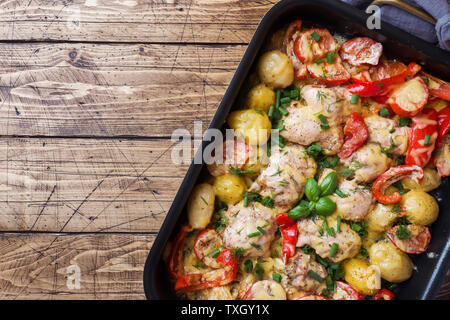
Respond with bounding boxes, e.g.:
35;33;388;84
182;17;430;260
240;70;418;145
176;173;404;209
296;217;361;263
364;115;411;156
223;202;276;257
282;250;327;299
249;144;317;210
340;143;392;183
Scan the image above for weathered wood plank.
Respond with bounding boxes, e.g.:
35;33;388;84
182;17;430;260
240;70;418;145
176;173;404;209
0;232;153;299
0;42;246;137
0;0;272;43
0;137;193;233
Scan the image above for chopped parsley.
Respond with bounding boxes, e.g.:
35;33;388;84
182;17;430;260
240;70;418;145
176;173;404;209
396;225;413;240
311;31;321;42
338;168;355;178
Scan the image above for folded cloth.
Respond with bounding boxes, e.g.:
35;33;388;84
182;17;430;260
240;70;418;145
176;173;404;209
339;0;450;50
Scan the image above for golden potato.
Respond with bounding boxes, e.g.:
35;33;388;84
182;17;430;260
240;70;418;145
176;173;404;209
227;109;272;145
365;203;398;233
213;173;247;205
401;167;441;192
245;84;276;113
343;258;380;296
369;241;413;283
187;183;215;229
401;190;439;225
257;50;294;89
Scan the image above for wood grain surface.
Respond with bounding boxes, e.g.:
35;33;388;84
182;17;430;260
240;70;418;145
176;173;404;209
0;0;447;300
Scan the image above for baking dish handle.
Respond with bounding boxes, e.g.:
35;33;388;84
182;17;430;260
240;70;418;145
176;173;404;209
370;0;436;25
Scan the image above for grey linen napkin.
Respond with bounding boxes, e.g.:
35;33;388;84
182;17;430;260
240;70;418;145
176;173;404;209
339;0;450;50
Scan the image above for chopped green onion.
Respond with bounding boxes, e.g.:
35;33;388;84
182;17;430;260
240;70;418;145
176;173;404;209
290;88;300;99
268;105;275;118
244;259;253;273
329;243;339;257
248;231;260;238
251;243;262;250
320;123;330;130
257;226;266;235
379;107;390;117
275;90;281;108
311;31;321;42
279;106;289;115
308;270;324;282
272;272;282;283
318;114;328;124
280;97;291;105
350;94;359;104
210;249;221;258
337;216;341;233
335;189;347;198
399;117;412;127
315;58;325;65
377;82;385;89
327;51;335;64
255;263;264;280
424;134;430;146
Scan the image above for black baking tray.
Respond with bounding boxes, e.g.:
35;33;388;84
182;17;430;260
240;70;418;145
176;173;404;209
144;0;450;300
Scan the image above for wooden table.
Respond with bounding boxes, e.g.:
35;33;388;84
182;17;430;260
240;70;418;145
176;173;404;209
0;0;447;300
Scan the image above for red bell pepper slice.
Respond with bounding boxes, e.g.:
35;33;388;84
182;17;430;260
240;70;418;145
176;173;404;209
351;60;408;96
338;112;369;159
167;224;193;279
347;82;382;97
373;288;395;300
405;108;438;167
372;165;424;204
420;71;450;101
280;224;298;265
276;212;296;227
175;249;238;291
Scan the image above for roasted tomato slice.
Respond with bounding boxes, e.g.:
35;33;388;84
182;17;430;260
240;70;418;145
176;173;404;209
340;37;383;66
330;281;363;300
193;229;223;268
386;224;431;254
283;20;303;54
283;20;308;80
387;77;429;117
241;280;287;300
373;289;395;300
307;56;351;86
297;295;329;300
206;137;252;177
294;28;339;63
